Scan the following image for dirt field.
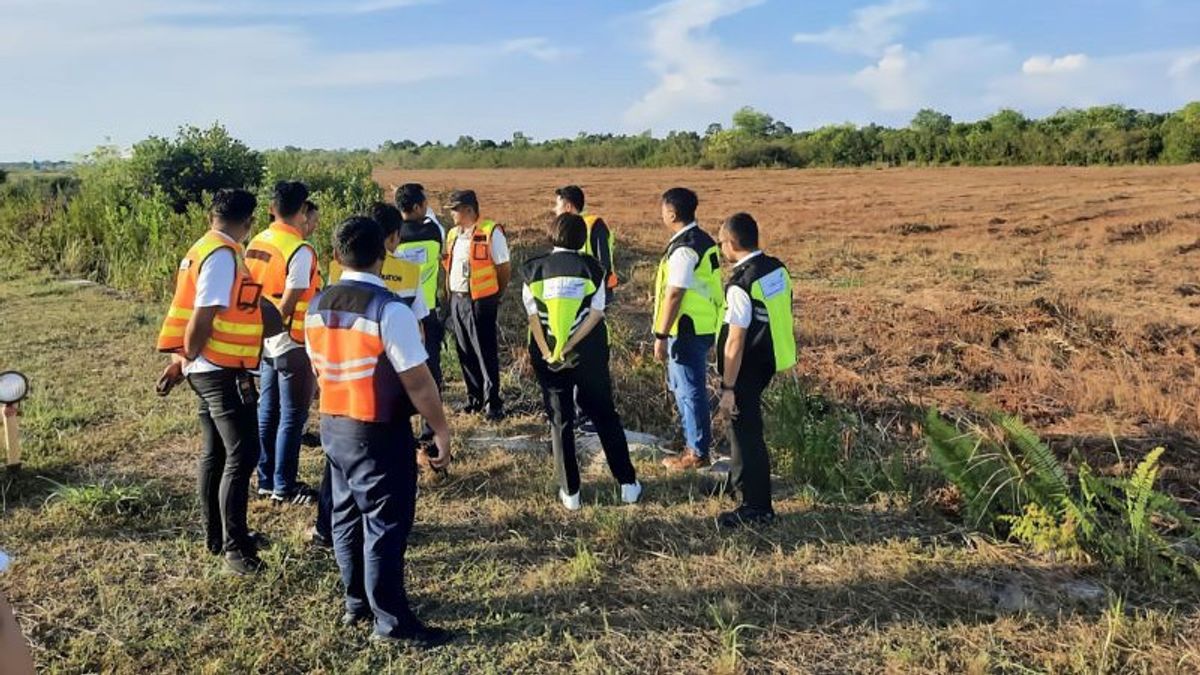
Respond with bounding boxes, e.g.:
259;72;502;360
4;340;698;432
382;166;1200;490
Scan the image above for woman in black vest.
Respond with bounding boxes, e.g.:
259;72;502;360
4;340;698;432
522;214;641;511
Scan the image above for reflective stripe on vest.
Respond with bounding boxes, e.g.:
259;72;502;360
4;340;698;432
653;230;724;337
156;231;264;369
328;256;421;300
528;274;598;362
395;239;442;309
245;222;321;343
443;219;503;300
581;214;618;290
304;282;412;423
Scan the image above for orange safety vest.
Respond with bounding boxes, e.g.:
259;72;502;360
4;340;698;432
157;231;264;369
245;222;322;343
582;214;618;290
442;219;503;300
305;281;414;423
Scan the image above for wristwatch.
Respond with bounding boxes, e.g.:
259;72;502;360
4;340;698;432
720;381;736;392
654;332;670;340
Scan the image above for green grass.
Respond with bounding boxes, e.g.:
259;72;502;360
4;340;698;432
2;272;1200;673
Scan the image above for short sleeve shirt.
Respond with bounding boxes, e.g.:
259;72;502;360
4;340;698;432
313;270;428;374
185;243;236;375
522;249;606;316
723;251;763;329
665;223;701;290
449;223;510;293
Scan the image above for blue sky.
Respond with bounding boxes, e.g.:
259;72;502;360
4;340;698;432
3;0;1199;160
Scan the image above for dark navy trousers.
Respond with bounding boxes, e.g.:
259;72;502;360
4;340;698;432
320;414;420;637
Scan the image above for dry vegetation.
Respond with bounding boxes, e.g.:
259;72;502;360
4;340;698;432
385;166;1200;490
2;166;1200;673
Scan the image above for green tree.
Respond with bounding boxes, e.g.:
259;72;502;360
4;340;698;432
1162;102;1200;163
731;106;775;138
129;124;264;213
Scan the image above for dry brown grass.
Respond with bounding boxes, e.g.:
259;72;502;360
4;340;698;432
382;166;1200;496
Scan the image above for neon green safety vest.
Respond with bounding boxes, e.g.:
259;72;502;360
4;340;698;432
718;253;797;374
523;250;603;362
653;226;723;337
394;218;444;310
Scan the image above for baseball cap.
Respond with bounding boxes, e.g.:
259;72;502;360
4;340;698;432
446;189;479;210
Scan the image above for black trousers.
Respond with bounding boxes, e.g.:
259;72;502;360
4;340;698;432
187;370;259;554
419;313;446;440
728;365;775;512
531;335;636;495
321;414;420;637
450;293;502;411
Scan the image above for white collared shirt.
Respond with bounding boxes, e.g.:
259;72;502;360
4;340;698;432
310;270;428;374
665;222;702;290
448;222;510;294
186;230;239;375
724;250;763;329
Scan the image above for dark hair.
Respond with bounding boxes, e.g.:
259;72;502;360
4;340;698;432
367;202;404;240
304;199;318;213
333;216;386;270
272;180;310;219
396;184;426;213
211;188;257;224
550;213;587;250
722;212;759;249
661;187;698;223
555;185;585;211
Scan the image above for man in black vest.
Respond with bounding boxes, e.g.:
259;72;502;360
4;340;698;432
714;213;797;529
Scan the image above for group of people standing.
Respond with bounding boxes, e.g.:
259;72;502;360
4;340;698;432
154;180;796;648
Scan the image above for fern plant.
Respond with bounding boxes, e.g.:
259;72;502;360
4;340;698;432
923;408;1200;580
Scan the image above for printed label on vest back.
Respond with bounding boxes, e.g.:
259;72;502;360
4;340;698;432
543;277;587;300
396;248;428;265
757;268;787;299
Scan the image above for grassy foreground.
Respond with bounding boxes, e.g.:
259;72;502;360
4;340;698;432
2;270;1199;674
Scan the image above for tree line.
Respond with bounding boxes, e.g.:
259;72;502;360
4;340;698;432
357;103;1200;170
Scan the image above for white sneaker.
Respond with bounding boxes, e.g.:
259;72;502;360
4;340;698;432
560;489;581;511
620;481;642;504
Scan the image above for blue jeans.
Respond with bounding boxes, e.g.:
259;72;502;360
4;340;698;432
667;333;713;458
256;348;316;496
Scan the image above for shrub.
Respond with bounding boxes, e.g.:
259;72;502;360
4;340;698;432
129;124;264;213
924;408;1200;580
766;377;908;498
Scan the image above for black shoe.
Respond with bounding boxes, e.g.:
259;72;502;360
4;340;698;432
205;539;222;556
341;609;372;627
224;550;265;575
272;483;317;506
484;407;506;422
310;530;333;549
300;431;322;448
247;530;271;552
717;505;776;530
456;402;483;415
370;624;454;649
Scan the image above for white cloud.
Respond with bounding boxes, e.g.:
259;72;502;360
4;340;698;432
793;0;929;56
853;37;1012;113
994;48;1200;111
623;0;765;128
1022;53;1089;75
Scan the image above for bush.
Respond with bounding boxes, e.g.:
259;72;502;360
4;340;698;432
766;377;908;498
129;124;264;213
924;408;1200;580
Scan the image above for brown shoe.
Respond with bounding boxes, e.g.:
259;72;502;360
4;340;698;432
661;449;710;471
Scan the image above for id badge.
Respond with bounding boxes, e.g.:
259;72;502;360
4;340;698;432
237;282;263;310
